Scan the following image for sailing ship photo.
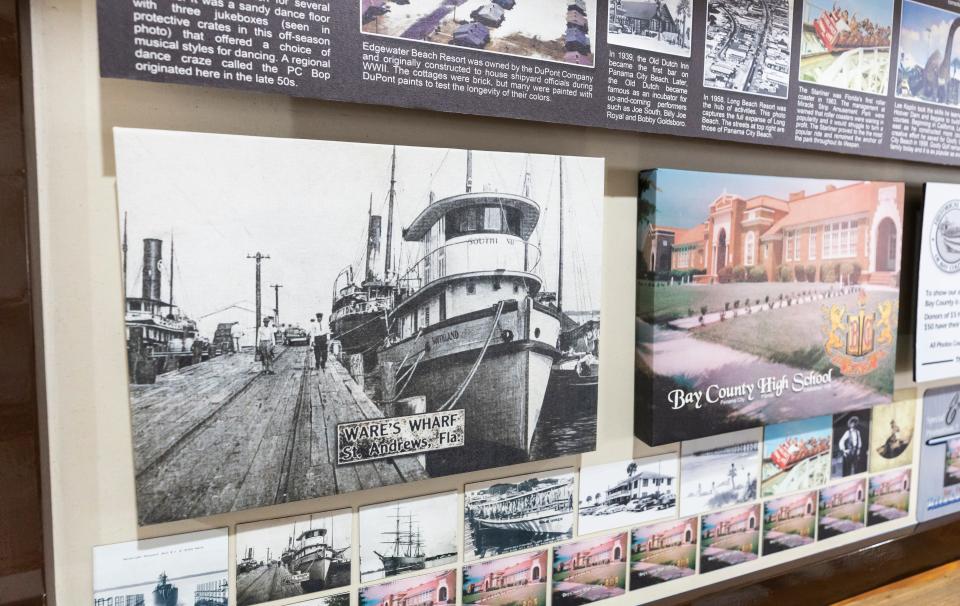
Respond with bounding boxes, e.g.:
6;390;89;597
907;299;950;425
464;469;576;561
92;529;228;606
235;509;351;606
359;492;459;581
112;129;603;525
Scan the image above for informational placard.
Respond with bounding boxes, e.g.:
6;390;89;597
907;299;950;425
100;0;960;166
917;385;960;521
916;182;960;383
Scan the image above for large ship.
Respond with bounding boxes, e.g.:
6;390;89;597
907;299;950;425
374;506;426;576
376;151;563;475
330;149;400;359
286;523;349;592
468;477;574;535
151;572;178;606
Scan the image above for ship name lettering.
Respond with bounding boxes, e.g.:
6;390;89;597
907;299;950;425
432;330;460;346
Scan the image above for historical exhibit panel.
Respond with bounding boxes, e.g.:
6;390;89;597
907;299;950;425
917;385;960;521
235;509;352;606
916;182;960;382
95;0;960;167
358;568;457;605
678;428;761;517
628;517;698;590
817;478;866;540
92;528;229;606
867;468;912;526
464;468;576;562
358;492;458;581
551;533;628;605
461;550;549;605
577;454;678;535
699;503;761;573
762;490;817;555
636;169;904;445
112;129;603;524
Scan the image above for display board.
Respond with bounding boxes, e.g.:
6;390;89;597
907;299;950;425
98;0;960;166
917;385;960;521
916;182;960;383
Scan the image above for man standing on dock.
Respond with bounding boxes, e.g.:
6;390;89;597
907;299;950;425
258;317;277;374
311;313;328;371
230;321;243;354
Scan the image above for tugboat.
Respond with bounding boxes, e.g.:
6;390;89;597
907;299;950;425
377;150;563;475
374;506;426;576
287;522;349;592
152;572;178;606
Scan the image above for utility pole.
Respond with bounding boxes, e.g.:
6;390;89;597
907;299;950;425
246;252;270;355
270;283;283;326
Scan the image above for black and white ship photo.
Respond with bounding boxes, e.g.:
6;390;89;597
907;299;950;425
92;528;228;606
703;0;793;98
358;491;459;581
235;509;352;606
112;129;604;525
578;454;678;535
464;468;575;562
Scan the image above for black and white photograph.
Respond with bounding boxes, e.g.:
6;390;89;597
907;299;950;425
289;594;351;606
577;454;678;535
831;409;871;479
92;528;228;606
359;491;459;581
113;129;604;525
607;0;693;57
703;0;793;98
235;509;352;606
678;428;761;517
464;468;575;562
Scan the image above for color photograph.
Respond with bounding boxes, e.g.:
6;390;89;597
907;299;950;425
831;409;871;478
607;0;693;57
359;569;457;606
699;504;761;573
869;400;915;473
629;517;697;589
465;469;575;561
577;454;678;535
235;509;351;606
798;0;894;95
867;468;911;525
761;416;831;497
92;528;228;606
361;0;598;66
703;0;793;98
945;437;960;488
762;491;817;555
679;428;761;517
637;169;904;445
818;478;866;539
462;550;548;605
552;533;628;606
359;492;458;581
115;129;603;525
896;0;960;108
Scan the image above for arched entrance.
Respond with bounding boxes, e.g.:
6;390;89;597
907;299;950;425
806;501;813;515
684;528;692;543
438;586;448;601
614;545;622;560
532;565;540;581
748;513;756;530
876;217;898;271
716;229;727;273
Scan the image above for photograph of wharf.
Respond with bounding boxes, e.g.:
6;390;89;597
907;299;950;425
115;130;602;525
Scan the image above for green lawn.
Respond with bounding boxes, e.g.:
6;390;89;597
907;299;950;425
631;544;696;567
703;531;759;554
637;281;834;323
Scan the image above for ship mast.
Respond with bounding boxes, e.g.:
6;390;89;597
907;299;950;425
557;158;565;314
466;150;473;193
385;147;397;280
365;193;374;281
169;233;175;311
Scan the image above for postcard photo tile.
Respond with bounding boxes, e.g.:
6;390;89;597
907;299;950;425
552;533;628;606
113;129;604;524
462;550;548;605
577;454;678;535
636;169;904;445
679;428;761;517
629;517;698;590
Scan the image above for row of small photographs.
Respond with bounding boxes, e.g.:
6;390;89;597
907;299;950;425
362;468;911;606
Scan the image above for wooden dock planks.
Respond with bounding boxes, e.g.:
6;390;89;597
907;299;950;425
130;348;428;524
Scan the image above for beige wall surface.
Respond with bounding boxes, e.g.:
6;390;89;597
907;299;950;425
27;0;956;604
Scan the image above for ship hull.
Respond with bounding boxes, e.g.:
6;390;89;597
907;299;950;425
332;311;387;357
377;554;425;576
378;299;559;476
474;509;571;535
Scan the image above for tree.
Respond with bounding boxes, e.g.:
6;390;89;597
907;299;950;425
677;0;690;49
627;461;638;476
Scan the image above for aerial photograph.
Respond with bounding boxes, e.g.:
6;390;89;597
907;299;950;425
703;0;793;97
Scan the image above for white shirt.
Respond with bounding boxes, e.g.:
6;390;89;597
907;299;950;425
840;428;861;454
230;323;243;338
309;322;324;338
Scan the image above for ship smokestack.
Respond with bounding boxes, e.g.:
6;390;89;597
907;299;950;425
142;238;163;301
366;214;382;281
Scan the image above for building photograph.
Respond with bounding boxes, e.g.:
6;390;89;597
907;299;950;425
359;569;457;606
896;0;960;108
869;400;915;473
868;468;911;526
762;491;817;555
361;0;597;66
637;169;904;444
629;517;697;589
465;469;576;561
946;438;960;488
679;428;760;517
761;416;831;497
552;533;628;606
818;478;866;539
699;504;761;573
578;454;678;534
798;0;894;95
462;550;548;605
607;0;692;56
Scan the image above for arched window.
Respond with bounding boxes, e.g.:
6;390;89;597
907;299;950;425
438;586;448;601
744;231;756;266
532;565;541;581
614;545;622;560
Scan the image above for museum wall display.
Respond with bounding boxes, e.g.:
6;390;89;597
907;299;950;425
917;385;960;521
25;0;959;604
